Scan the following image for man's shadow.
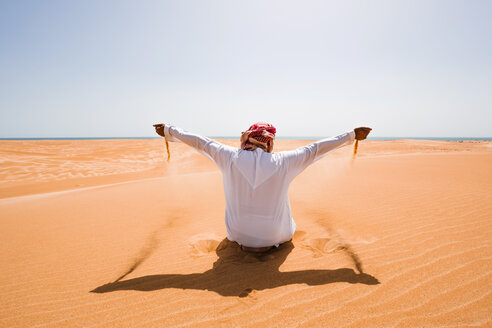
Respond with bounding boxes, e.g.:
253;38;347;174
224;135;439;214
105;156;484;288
91;239;379;297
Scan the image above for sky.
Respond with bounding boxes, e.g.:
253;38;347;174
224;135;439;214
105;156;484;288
0;0;491;138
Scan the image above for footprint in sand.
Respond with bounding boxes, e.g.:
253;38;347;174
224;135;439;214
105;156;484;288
238;288;259;303
300;236;365;273
301;237;340;258
292;230;307;242
238;288;254;298
188;233;221;256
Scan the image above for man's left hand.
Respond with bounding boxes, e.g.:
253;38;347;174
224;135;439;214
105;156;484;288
354;127;372;140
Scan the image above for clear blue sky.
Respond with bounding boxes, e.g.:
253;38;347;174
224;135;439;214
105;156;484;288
1;0;490;138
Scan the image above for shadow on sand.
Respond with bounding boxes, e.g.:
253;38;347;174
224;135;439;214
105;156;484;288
92;239;379;297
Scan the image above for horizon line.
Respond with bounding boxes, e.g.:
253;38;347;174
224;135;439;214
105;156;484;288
1;136;491;141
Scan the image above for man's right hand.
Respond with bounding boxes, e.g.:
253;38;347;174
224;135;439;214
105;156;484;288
354;127;372;140
153;123;165;137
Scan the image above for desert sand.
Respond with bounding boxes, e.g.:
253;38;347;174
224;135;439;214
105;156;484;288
0;138;491;327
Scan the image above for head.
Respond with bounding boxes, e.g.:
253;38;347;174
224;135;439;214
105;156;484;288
240;122;276;153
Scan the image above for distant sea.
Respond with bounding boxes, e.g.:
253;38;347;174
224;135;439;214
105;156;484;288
1;137;491;141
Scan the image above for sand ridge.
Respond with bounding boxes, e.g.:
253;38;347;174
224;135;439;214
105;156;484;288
0;139;491;327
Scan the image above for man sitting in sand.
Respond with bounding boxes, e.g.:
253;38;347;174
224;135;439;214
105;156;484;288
153;123;371;253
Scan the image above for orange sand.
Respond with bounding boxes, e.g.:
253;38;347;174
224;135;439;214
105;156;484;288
0;139;491;327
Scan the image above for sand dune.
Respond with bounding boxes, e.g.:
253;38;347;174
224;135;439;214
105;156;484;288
0;139;491;327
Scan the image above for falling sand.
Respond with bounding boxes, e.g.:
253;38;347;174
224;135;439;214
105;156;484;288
165;134;171;162
351;139;359;167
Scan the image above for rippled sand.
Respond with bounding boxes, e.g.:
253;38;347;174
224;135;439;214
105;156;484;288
0;139;491;327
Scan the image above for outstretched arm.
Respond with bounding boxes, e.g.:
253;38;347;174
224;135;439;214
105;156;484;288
282;127;372;177
153;123;236;169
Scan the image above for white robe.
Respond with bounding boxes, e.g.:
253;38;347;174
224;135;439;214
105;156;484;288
164;125;355;247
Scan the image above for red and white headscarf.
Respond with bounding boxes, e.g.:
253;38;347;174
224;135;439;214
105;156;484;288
240;122;276;153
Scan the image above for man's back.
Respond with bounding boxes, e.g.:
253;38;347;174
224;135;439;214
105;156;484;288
222;148;295;247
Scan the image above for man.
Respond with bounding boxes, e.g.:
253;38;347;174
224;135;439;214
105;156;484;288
153;123;371;252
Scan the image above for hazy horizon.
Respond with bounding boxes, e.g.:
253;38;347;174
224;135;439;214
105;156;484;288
1;0;491;138
1;136;491;141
